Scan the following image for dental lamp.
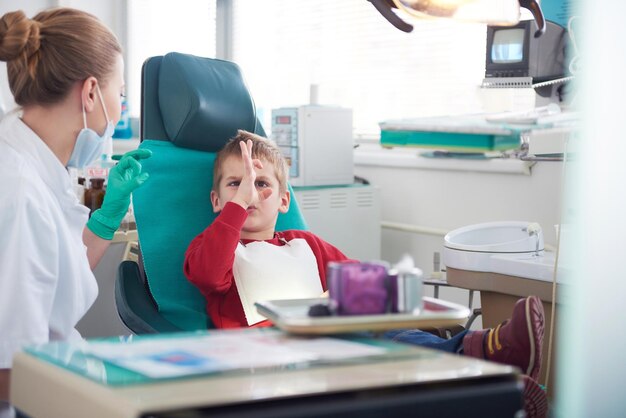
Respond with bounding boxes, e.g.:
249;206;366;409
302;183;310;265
368;0;546;37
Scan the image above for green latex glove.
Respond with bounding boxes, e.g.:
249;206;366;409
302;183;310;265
87;149;152;240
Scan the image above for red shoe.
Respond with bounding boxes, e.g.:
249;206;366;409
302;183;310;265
463;295;545;380
522;374;548;418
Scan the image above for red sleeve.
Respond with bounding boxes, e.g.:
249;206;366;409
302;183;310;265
184;202;247;294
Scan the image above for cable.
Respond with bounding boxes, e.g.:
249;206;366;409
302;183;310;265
543;136;569;396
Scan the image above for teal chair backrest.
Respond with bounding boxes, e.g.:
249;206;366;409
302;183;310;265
133;53;307;330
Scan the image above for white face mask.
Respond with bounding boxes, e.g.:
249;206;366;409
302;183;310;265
67;85;114;168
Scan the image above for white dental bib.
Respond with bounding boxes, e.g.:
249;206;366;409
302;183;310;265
234;238;322;325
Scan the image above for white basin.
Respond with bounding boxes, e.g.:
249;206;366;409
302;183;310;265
443;221;556;282
444;221;544;253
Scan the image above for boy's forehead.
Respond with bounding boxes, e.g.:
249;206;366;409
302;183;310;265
219;155;278;178
221;154;242;166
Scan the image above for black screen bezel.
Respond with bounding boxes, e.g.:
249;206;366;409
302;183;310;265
485;20;531;73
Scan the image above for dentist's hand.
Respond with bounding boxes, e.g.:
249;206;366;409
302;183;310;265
87;149;152;240
231;140;272;209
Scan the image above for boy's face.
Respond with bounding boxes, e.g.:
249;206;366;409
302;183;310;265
211;155;290;240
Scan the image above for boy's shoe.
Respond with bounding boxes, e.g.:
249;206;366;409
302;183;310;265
522;374;549;418
463;295;545;380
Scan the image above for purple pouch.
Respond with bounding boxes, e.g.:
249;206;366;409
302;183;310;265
328;262;390;315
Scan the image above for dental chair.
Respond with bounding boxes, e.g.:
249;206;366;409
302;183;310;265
115;52;307;333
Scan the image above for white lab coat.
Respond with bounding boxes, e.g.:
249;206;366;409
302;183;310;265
0;112;97;369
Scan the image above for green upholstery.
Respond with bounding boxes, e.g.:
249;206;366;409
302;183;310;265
120;52;307;332
133;140;306;330
158;53;258;152
140;53;264;147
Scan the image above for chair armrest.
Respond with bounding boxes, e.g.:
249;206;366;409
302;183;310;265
115;260;183;334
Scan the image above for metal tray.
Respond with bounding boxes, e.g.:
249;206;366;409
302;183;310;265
255;297;470;334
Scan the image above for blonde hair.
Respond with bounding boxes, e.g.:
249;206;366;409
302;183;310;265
0;8;122;106
213;130;288;193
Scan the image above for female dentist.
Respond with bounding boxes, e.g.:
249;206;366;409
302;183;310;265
0;8;151;415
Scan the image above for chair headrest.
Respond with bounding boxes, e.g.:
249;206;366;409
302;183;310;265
158;52;258;152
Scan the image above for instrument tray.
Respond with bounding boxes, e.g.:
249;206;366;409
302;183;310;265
255;297;470;334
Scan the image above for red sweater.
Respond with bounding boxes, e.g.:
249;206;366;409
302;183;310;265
184;202;351;329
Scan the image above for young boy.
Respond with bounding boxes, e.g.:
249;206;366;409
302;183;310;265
184;131;547;417
184;131;352;329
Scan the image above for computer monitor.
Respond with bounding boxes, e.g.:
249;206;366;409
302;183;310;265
485;20;568;83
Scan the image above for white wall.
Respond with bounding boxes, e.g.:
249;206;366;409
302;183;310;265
56;0;125;36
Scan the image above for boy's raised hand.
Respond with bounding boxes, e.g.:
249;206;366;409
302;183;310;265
232;139;273;208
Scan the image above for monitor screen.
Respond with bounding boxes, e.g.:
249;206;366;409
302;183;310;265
491;28;525;64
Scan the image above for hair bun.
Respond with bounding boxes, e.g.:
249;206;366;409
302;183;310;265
0;10;41;63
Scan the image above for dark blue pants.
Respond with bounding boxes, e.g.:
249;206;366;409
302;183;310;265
383;329;469;354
